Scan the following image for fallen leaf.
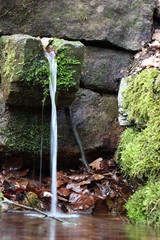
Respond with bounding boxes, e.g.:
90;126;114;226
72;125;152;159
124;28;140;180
92;174;105;181
58;187;70;197
89;158;103;170
2;159;22;171
68;174;91;182
57;179;65;188
152;29;160;42
111;173;119;183
69;192;94;210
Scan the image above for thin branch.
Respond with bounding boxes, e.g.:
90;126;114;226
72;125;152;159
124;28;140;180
2;197;75;225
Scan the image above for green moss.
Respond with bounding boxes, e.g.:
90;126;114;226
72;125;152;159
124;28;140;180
126;180;160;225
1;37;49;104
53;38;81;91
1;110;50;155
117;67;160;225
117;68;160;179
123;68;160;124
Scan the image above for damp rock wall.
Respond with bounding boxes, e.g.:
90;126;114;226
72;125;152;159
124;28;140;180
0;0;158;169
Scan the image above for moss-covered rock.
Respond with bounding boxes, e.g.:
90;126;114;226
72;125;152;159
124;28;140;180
0;35;85;108
52;38;85;107
117;67;160;225
126;180;160;225
0;34;48;107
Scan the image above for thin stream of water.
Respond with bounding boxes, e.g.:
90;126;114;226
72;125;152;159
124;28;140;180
45;51;57;214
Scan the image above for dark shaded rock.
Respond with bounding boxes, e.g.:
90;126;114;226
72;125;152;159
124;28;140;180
0;0;155;51
0;88;122;169
58;88;123;164
82;47;134;94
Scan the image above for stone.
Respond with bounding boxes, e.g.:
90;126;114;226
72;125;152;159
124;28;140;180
0;0;155;51
58;88;123;164
82;47;134;94
0;88;122;168
0;34;48;107
0;35;85;108
52;38;85;107
118;77;132;126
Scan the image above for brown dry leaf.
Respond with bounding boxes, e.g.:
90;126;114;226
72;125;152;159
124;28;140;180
66;179;92;190
94;189;106;200
152;29;160;42
66;183;87;194
57;195;68;202
110;190;116;198
69;192;94;210
58;187;70;197
2;159;22;171
111;173;119;183
57;171;67;179
141;56;160;68
89;158;103;170
3;169;29;180
68;174;91;182
57;179;65;188
0;173;4;186
92;174;105;181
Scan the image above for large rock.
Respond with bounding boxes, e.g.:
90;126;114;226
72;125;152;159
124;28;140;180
0;88;122;168
82;47;134;93
52;38;85;107
0;0;155;51
0;34;48;107
0;35;84;107
58;88;123;164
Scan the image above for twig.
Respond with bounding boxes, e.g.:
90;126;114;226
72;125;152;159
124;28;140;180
65;107;90;172
2;197;75;224
117;212;126;224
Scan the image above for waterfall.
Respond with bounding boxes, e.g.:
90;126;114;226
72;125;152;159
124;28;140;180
45;51;57;214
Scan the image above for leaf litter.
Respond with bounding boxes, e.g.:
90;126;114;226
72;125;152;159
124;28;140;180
0;156;134;215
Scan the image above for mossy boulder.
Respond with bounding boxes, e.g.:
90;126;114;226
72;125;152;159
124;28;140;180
0;87;122;169
117;67;160;225
52;38;85;107
0;0;155;51
0;35;85;108
0;34;48;107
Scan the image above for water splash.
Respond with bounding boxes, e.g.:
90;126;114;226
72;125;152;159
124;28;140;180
45;51;57;214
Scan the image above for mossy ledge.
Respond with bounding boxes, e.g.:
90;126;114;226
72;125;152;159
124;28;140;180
116;68;160;225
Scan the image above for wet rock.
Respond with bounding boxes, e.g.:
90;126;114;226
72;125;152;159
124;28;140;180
0;34;48;107
0;35;85;108
82;47;134;94
52;38;85;107
58;88;123;164
0;88;122;169
0;0;155;51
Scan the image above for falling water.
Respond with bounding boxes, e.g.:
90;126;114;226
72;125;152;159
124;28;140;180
45;50;57;214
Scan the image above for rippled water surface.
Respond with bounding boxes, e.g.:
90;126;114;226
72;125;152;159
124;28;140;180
0;212;160;240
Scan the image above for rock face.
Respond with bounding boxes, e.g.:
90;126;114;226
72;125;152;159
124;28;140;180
0;88;122;167
0;0;155;51
82;47;134;94
0;35;84;107
57;88;122;164
52;38;85;107
0;34;48;107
